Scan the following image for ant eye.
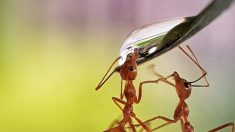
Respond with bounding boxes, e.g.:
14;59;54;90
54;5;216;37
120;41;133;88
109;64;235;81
184;82;189;88
129;66;134;71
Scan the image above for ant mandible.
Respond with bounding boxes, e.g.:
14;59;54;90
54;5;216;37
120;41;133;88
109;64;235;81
137;45;234;132
95;51;151;131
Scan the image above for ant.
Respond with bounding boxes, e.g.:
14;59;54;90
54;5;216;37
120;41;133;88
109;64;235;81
136;45;234;132
95;51;151;132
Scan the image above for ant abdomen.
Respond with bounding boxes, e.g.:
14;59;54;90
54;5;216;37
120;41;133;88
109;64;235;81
183;122;194;132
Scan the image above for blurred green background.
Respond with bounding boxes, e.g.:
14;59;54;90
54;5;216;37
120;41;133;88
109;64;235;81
0;0;235;131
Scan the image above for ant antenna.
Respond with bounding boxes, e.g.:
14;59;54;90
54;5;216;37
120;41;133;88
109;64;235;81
95;56;121;90
185;45;209;85
178;46;204;73
189;73;206;84
178;45;209;87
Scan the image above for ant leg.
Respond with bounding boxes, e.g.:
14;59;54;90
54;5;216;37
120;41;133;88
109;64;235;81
148;64;165;78
157;77;176;87
180;119;184;132
139;121;151;132
120;79;124;99
133;116;151;132
104;125;126;132
128;118;137;132
112;97;126;111
135;79;160;104
132;121;170;131
148;64;176;87
144;116;177;124
143;116;177;131
120;80;129;100
105;118;128;132
151;122;171;131
208;122;234;132
135;75;175;104
108;118;121;129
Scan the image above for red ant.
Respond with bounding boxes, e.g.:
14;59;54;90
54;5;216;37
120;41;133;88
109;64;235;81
137;45;234;132
95;51;151;132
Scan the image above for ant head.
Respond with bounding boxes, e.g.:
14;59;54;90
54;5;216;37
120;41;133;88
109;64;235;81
119;52;139;80
172;71;192;100
177;79;192;100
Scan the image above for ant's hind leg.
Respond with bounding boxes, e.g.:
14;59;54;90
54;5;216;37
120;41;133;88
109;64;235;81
139;121;151;132
143;116;177;131
151;122;172;131
112;97;126;111
133;116;151;132
128;119;137;132
108;118;121;130
104;125;126;132
105;119;126;132
208;122;234;132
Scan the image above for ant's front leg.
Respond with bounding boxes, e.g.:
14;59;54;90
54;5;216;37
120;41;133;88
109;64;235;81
208;122;234;132
133;116;151;132
134;74;175;104
135;79;161;104
156;75;176;87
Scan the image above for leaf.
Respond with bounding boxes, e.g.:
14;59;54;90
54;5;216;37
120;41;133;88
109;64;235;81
136;0;234;65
